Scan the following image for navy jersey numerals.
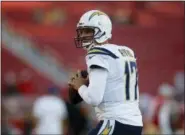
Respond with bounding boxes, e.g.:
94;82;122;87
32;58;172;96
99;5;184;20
124;61;138;101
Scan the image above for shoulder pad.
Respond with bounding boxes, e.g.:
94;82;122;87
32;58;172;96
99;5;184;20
87;47;118;59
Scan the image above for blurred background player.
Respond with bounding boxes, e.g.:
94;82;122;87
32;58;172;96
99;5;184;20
144;83;184;134
69;10;143;135
32;87;68;134
1;1;184;135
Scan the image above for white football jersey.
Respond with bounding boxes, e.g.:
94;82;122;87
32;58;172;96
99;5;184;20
86;44;143;126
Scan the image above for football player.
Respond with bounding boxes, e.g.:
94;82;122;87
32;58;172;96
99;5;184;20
69;10;143;135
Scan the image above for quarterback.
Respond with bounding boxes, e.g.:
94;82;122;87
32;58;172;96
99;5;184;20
69;10;143;135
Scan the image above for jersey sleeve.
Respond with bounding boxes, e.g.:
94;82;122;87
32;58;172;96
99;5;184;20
86;54;109;70
86;47;118;71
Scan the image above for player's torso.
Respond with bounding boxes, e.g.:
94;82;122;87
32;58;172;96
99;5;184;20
87;44;142;126
100;44;137;102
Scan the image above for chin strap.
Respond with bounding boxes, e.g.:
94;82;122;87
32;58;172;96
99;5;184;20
83;42;95;51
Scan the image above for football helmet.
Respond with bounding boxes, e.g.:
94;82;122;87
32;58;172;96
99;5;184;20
74;10;112;50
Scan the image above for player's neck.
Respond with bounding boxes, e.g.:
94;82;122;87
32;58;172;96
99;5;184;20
95;41;109;46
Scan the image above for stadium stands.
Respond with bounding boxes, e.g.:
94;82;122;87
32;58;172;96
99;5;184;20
2;2;184;94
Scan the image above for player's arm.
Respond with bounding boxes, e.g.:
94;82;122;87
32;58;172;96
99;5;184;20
78;47;114;106
71;47;116;106
78;67;108;106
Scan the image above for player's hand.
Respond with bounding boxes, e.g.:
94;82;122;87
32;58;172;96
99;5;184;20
68;70;88;90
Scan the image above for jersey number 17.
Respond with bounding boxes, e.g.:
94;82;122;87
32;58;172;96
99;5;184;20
124;61;138;101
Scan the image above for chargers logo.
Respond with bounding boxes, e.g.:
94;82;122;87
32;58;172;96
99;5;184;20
89;11;106;21
100;120;112;135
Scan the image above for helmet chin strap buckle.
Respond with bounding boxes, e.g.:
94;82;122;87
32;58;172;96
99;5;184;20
82;42;95;51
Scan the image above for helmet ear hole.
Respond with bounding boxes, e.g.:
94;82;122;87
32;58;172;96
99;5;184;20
95;32;111;44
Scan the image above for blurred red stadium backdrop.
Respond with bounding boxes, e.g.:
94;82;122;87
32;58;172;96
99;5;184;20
2;1;184;94
1;1;184;135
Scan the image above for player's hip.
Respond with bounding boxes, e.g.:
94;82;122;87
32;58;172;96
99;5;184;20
88;119;143;135
96;113;143;127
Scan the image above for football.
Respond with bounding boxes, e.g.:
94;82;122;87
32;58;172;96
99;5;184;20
68;70;89;104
